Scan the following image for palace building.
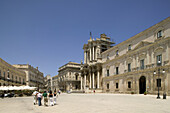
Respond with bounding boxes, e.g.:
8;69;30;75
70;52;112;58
0;58;26;86
101;17;170;95
13;64;44;89
58;62;81;92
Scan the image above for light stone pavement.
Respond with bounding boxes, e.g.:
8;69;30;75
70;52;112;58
0;93;170;113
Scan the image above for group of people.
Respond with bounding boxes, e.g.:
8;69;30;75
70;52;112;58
33;90;60;106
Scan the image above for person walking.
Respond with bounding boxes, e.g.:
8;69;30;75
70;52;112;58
37;91;42;106
43;91;48;106
53;90;58;105
32;90;38;105
49;90;53;106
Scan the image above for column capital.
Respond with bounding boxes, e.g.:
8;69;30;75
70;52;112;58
97;64;102;71
84;71;87;75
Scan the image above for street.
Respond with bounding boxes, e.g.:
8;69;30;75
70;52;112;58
0;93;170;113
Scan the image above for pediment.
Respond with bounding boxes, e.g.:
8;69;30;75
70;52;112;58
114;62;120;67
139;53;146;60
134;41;153;50
126;57;133;64
154;46;164;53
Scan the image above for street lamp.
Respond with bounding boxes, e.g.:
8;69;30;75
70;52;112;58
7;70;10;86
153;68;165;99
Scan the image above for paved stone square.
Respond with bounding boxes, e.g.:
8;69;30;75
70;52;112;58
0;93;170;113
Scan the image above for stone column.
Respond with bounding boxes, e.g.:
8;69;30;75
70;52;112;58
84;51;86;64
167;44;169;61
150;75;153;93
84;74;86;90
92;72;94;89
164;73;168;94
89;72;91;89
95;47;98;60
81;76;83;90
146;51;149;66
97;70;100;89
93;46;95;61
86;51;87;63
136;77;139;94
87;51;89;63
136;54;139;69
90;47;92;61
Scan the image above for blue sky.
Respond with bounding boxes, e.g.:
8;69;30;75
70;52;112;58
0;0;170;77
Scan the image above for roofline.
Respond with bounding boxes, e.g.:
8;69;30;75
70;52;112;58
102;16;170;55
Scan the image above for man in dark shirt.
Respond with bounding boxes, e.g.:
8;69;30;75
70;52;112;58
43;91;48;106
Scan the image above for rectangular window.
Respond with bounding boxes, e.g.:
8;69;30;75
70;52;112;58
157;55;162;66
128;82;131;88
140;59;144;70
107;83;109;89
157;79;161;87
8;72;10;78
76;75;78;80
128;44;131;51
128;63;131;72
157;30;162;38
116;67;119;75
107;70;109;76
116;50;119;56
107;54;109;60
116;83;118;89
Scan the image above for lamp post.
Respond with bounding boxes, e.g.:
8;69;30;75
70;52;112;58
7;70;10;86
153;68;165;99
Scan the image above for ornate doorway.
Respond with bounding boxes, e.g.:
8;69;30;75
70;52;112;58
139;76;146;94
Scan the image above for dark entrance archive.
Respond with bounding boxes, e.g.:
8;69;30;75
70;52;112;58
139;76;146;94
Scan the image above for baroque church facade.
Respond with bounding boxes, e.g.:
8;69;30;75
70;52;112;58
80;33;115;92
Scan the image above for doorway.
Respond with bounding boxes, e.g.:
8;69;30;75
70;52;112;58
139;76;146;94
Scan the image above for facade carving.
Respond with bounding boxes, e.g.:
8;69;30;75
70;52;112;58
0;58;26;86
102;17;170;95
58;62;81;92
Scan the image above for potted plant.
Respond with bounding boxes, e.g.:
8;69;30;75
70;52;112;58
144;91;147;95
131;91;134;94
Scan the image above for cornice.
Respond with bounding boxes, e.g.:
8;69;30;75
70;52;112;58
102;17;170;55
103;37;170;65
